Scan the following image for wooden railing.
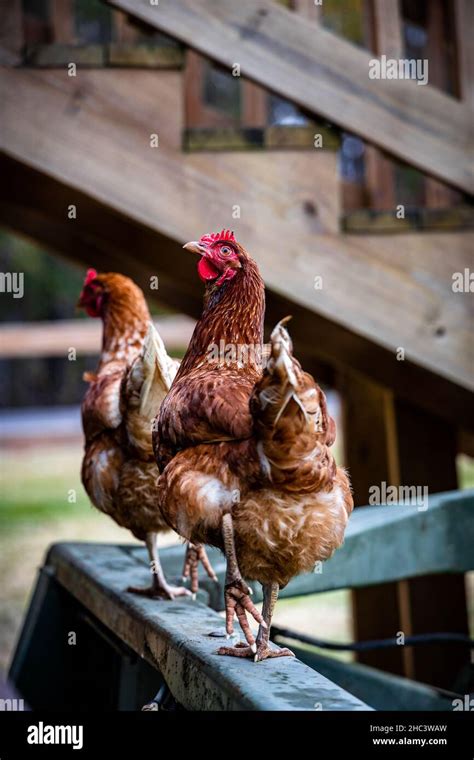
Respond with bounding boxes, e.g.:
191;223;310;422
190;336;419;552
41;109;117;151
9;489;473;711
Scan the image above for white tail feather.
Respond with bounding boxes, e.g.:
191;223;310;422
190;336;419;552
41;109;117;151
138;322;179;417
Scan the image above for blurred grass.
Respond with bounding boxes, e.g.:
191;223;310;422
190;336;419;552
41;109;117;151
3;448;472;529
0;444;90;530
458;454;474;490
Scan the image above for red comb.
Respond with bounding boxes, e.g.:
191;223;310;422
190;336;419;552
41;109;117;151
199;229;236;246
84;268;98;285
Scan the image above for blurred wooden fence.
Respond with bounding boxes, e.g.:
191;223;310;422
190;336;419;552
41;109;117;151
0;316;195;358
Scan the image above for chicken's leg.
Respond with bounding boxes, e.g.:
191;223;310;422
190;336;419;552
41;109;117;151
218;582;294;661
182;542;219;596
218;513;266;651
127;532;191;600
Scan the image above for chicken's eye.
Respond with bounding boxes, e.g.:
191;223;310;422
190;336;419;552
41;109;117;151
220;246;232;256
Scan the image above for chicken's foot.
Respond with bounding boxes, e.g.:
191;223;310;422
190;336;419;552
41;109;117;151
219;512;266;650
127;532;191;600
182;542;219;596
218;582;294;661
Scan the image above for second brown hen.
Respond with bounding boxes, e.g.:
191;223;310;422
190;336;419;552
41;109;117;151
79;270;216;599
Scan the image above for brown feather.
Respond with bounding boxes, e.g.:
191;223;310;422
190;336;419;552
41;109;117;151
154;251;265;470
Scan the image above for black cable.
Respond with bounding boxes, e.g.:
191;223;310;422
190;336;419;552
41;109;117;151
271;625;474;652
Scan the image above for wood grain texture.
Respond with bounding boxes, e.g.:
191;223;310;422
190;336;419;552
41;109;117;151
0;68;472;397
108;0;473;192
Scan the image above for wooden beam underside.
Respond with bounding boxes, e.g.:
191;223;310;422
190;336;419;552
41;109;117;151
0;69;472;428
108;0;472;193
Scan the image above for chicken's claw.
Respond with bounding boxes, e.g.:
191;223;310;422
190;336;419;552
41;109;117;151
223;578;266;647
182;542;218;594
126;582;191;600
218;641;294;662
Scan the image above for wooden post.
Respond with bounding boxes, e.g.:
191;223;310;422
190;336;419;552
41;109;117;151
50;0;75;44
340;372;405;675
241;81;267;128
0;0;23;64
340;0;404;668
364;148;396;210
455;0;474;109
394;400;469;688
184;50;237;128
363;0;402;211
292;0;323;22
113;10;140;43
342;369;469;688
424;0;463;209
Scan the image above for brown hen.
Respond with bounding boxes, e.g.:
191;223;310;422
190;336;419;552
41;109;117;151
154;233;353;660
79;269;216;599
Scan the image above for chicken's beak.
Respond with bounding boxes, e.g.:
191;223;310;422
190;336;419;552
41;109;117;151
183;241;208;256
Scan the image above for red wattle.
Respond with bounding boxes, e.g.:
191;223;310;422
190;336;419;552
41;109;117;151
197;256;219;281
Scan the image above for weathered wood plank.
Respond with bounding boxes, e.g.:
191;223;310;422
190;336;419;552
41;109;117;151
265;124;339;150
46;543;371;711
22;43;184;68
342;206;474;233
24;44;105;66
107;0;473;193
274;645;459;711
107;43;184;68
183;125;339;151
183;127;264;152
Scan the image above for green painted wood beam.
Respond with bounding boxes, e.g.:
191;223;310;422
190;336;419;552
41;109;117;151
45;543;371;711
127;489;474;605
275;643;459;711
